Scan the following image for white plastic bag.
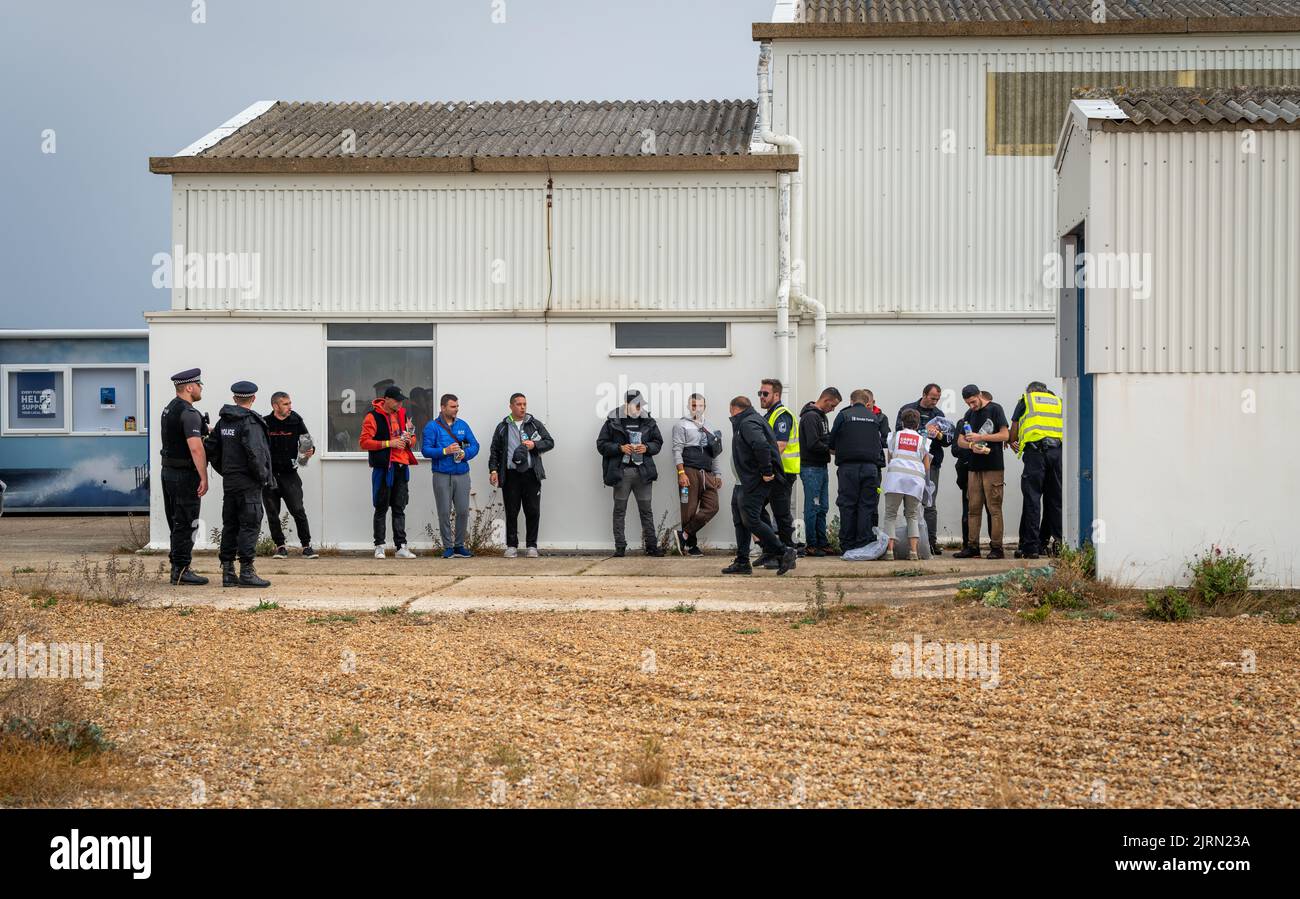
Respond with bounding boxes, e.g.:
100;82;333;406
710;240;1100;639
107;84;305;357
841;527;890;561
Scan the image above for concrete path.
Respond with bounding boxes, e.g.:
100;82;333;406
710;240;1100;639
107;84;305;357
0;515;1037;612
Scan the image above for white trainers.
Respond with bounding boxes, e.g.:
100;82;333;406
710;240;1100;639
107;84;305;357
503;547;518;559
526;547;539;558
374;546;386;559
395;545;417;559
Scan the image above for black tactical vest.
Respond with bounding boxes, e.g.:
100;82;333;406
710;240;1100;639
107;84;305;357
161;396;198;463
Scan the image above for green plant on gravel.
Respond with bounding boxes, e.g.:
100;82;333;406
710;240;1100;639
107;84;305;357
325;724;366;747
1042;586;1086;610
958;566;1053;597
178;607;193;617
1144;588;1191;622
736;628;761;635
892;568;925;578
1055;542;1096;579
981;589;1010;609
307;614;356;625
377;606;402;616
3;715;115;761
670;602;696;614
1017;602;1052;623
1186;545;1252;607
247;600;279;613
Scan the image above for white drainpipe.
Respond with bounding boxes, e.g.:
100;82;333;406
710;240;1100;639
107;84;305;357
758;41;827;393
759;42;799;389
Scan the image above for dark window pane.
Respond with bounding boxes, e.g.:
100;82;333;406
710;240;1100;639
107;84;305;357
614;322;727;350
327;323;433;342
325;347;434;452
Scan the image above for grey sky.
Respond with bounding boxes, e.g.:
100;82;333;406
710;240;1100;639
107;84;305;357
0;0;775;329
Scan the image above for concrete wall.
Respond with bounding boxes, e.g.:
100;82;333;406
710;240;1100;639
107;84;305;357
1092;373;1298;588
148;315;1058;551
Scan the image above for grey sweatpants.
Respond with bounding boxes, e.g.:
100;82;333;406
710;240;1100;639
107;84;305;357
883;492;921;539
612;466;655;548
432;472;471;547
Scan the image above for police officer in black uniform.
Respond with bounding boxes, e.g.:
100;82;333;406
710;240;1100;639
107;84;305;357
205;381;274;588
829;388;888;553
159;368;210;585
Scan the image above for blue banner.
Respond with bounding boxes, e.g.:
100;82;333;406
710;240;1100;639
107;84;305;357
16;371;56;419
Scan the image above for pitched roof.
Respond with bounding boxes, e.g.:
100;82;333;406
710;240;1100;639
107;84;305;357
1075;84;1300;127
757;0;1300;38
151;100;799;175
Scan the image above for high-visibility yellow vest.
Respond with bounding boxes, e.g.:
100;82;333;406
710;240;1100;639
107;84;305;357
1017;391;1064;457
767;404;800;474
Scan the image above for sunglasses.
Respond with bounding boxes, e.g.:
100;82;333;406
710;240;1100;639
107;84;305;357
758;391;772;397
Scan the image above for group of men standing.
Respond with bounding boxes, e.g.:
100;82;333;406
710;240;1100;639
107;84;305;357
159;369;316;589
159;366;1064;584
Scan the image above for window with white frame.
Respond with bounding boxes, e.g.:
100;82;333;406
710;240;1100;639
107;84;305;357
1;364;149;435
324;324;435;455
611;321;730;355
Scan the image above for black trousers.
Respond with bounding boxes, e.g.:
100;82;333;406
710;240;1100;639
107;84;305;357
372;469;409;548
1019;442;1063;554
731;481;784;560
161;466;201;569
836;462;880;551
502;468;542;548
263;468;311;547
759;471;796;547
219;486;265;565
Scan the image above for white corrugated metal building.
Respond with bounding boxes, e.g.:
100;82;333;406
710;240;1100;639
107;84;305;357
1055;85;1300;587
145;1;1300;559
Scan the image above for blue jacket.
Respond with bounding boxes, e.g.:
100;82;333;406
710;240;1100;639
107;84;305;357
421;417;480;475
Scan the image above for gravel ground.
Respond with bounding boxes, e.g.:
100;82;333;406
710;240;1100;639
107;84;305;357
4;594;1297;808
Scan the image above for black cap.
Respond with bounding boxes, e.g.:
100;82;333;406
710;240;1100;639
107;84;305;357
170;368;202;385
231;380;258;398
383;385;407;402
961;384;980;399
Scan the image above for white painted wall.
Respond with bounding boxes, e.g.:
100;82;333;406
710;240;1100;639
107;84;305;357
1092;373;1298;588
148;315;1060;551
769;33;1300;316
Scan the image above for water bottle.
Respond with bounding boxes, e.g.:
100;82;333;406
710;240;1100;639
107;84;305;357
680;484;690;505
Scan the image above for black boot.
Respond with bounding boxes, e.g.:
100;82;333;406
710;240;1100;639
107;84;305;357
721;558;752;576
171;566;209;586
777;546;798;575
221;562;238;587
645;542;666;558
238;562;271;588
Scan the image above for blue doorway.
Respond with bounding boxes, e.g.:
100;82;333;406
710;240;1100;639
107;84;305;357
1075;232;1094;544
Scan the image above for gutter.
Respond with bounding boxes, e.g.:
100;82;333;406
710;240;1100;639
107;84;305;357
751;16;1300;40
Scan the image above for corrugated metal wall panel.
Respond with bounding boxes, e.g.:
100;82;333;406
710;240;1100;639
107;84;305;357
774;36;1300;316
1101;128;1300;374
173;174;778;313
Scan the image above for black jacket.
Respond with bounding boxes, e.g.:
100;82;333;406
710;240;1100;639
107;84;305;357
895;400;950;467
488;414;555;484
799;401;832;467
596;412;663;486
829;402;886;466
205;404;274;492
730;406;782;488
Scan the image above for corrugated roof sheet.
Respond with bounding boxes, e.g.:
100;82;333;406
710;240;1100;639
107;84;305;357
194;100;759;159
794;0;1300;23
1078;84;1300;125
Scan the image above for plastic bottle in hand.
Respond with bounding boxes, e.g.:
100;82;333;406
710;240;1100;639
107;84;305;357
680;483;690;505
